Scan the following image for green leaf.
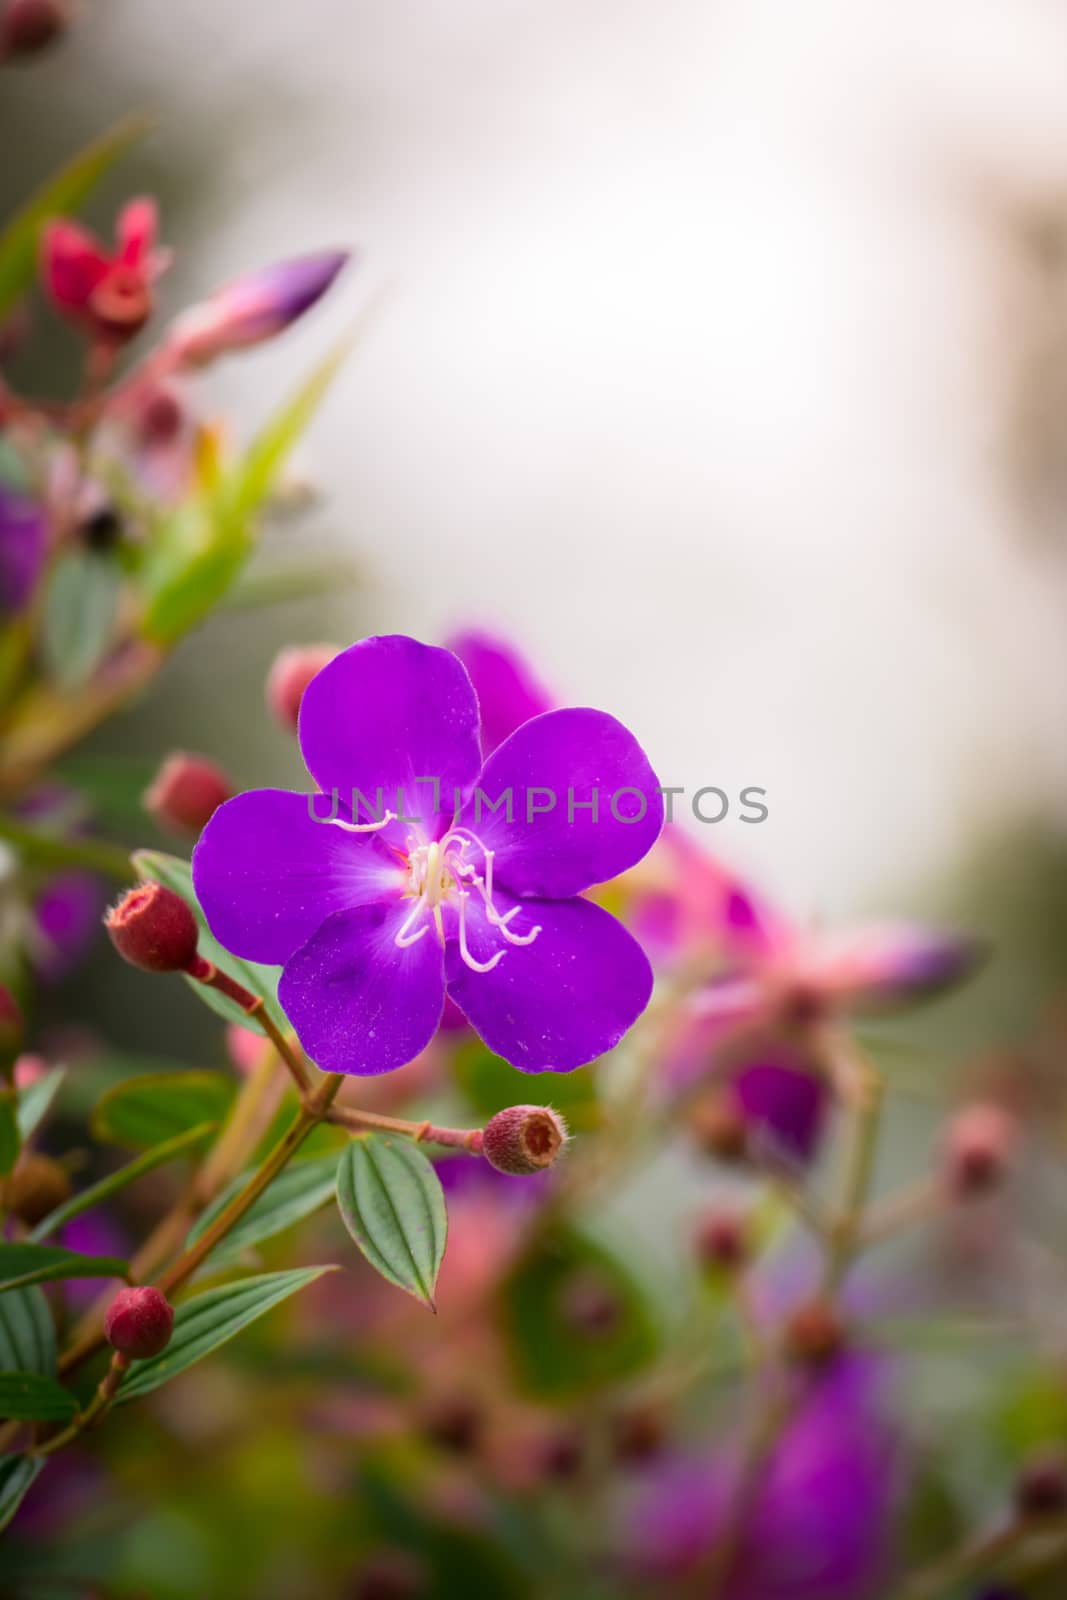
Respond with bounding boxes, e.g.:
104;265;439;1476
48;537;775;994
0;1371;77;1421
0;1243;129;1294
54;754;158;831
0;1286;56;1376
221;559;361;612
133;850;286;1031
40;550;122;689
0;115;148;320
117;1266;335;1403
0;1090;19;1178
335;1135;447;1310
187;1153;340;1267
0;1454;43;1534
140;340;349;645
499;1227;659;1400
90;1070;233;1150
16;1066;66;1143
30;1123;212;1242
450;1035;599;1132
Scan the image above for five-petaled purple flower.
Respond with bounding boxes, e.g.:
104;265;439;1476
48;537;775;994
193;634;664;1075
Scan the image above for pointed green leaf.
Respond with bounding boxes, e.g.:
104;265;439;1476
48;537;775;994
0;1243;129;1295
16;1066;65;1142
90;1070;233;1150
30;1123;212;1241
0;115;148;319
336;1135;447;1310
187;1153;340;1267
0;1091;19;1178
0;1371;77;1421
132;850;286;1032
0;1286;55;1376
0;1454;43;1533
40;550;122;690
117;1266;335;1403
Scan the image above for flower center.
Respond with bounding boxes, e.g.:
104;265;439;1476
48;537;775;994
394;826;541;974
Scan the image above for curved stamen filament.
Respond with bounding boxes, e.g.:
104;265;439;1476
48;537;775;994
325;809;397;835
394;899;430;948
456;890;505;973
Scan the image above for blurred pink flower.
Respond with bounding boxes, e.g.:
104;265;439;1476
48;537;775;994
41;197;170;342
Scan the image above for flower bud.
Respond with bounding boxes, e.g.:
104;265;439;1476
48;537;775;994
88;266;152;341
1;0;69;58
105;882;199;973
8;1152;71;1227
481;1104;567;1175
536;1424;585;1481
942;1103;1018;1198
265;643;338;732
104;1285;174;1360
0;981;23;1055
1015;1450;1067;1519
784;1299;846;1368
688;1087;748;1163
418;1393;483;1455
168;251;349;366
694;1210;749;1273
143;752;232;835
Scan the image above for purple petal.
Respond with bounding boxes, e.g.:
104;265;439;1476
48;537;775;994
193;788;404;965
169;250;349;364
733;1054;828;1164
445;891;653;1071
32;871;105;982
279;900;445;1075
445;629;555;755
0;487;46;612
460;707;663;899
298;636;482;830
813;922;986;1013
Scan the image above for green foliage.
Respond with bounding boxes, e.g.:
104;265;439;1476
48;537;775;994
117;1267;336;1403
30;1123;212;1241
0;115;148;319
133;850;286;1031
40;551;123;690
0;1370;77;1421
187;1153;340;1267
0;1242;129;1294
0;1455;43;1534
499;1226;659;1399
16;1067;66;1142
450;1034;599;1132
91;1070;233;1149
0;1089;19;1177
0;1285;56;1376
336;1135;447;1310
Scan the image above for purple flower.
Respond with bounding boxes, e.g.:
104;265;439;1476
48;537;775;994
193;635;664;1076
0;485;46;612
446;628;555;756
167;250;349;366
624;1356;899;1598
733;1050;827;1165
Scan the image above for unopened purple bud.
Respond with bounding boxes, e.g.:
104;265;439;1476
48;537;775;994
168;250;349;366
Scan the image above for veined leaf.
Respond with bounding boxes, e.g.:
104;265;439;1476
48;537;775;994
0;115;148;319
187;1153;340;1267
133;850;286;1031
0;1455;43;1533
117;1266;335;1403
0;1371;77;1422
0;1243;128;1294
90;1070;233;1150
0;1286;56;1376
16;1066;65;1142
336;1135;447;1311
31;1123;212;1241
40;550;122;690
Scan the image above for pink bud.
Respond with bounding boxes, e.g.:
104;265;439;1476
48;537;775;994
13;1052;48;1089
942;1102;1018;1197
167;251;349;367
693;1210;748;1272
265;643;338;732
143;751;232;835
105;883;200;973
481;1105;568;1175
1;0;68;58
225;1023;262;1076
104;1286;174;1360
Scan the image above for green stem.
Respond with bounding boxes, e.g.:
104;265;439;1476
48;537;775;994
0;813;133;882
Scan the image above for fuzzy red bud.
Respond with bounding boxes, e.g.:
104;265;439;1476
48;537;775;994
1;0;69;58
105;882;199;973
104;1286;174;1359
266;644;338;732
481;1104;567;1175
694;1210;749;1272
942;1103;1018;1198
144;751;232;835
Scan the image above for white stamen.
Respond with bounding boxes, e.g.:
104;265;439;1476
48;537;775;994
456;890;505;973
394;899;430;948
389;823;542;967
325;809;397;835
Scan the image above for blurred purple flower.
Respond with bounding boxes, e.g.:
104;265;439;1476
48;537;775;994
168;250;348;366
446;628;555;756
625;1356;900;1599
32;868;105;982
733;1049;827;1165
61;1210;127;1311
0;484;45;611
194;634;663;1075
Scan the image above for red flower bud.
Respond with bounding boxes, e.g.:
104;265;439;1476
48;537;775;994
784;1299;846;1368
0;981;23;1055
1016;1451;1067;1519
942;1102;1018;1197
104;1285;174;1360
481;1104;567;1175
143;751;232;835
1;0;68;58
105;882;199;973
265;643;338;732
694;1209;749;1272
